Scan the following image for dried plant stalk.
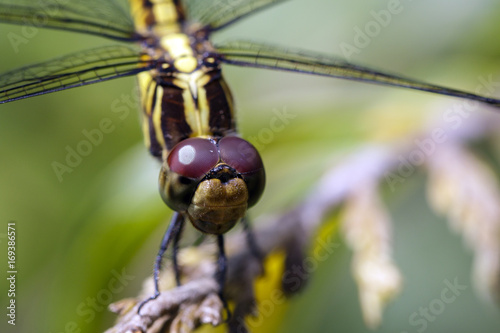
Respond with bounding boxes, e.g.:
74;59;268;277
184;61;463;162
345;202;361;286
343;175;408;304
341;184;402;328
427;143;500;301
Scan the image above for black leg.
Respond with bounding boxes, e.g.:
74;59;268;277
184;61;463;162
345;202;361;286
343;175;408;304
137;212;184;314
172;217;185;286
242;217;264;266
216;234;231;320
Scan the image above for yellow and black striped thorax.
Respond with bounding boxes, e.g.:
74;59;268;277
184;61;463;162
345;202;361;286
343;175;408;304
130;0;236;158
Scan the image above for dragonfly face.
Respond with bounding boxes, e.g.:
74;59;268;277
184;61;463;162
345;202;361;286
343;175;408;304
159;136;265;234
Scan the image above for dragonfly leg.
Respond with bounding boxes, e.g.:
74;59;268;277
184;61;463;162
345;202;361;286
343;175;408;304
242;217;265;274
137;212;184;314
172;217;185;286
216;234;231;320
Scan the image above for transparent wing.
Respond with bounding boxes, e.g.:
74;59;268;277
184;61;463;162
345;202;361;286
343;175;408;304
0;45;154;103
214;41;500;107
185;0;288;31
0;0;137;41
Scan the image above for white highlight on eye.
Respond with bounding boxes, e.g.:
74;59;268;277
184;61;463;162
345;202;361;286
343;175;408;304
178;145;196;165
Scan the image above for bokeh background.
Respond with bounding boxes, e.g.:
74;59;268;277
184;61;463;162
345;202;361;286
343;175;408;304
1;0;499;332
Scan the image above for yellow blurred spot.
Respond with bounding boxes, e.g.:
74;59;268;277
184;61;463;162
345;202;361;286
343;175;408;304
246;252;289;332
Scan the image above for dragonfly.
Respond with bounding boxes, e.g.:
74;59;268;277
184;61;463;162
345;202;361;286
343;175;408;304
1;0;499;320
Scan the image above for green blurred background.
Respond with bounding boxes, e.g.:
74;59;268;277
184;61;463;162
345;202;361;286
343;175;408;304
1;0;499;332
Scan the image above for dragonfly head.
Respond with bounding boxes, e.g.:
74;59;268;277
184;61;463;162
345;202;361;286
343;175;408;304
159;136;265;234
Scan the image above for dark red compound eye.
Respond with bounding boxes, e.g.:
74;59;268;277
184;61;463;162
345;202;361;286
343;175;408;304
167;138;219;178
218;136;263;173
219;136;265;207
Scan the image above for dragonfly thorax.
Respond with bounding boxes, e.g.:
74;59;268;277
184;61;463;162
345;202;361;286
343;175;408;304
159;33;198;73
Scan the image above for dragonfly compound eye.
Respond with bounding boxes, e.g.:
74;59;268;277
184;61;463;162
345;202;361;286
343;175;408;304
159;138;218;212
218;136;265;207
167;138;219;178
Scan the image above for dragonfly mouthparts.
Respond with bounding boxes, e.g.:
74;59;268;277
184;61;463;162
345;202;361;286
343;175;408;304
205;164;239;183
